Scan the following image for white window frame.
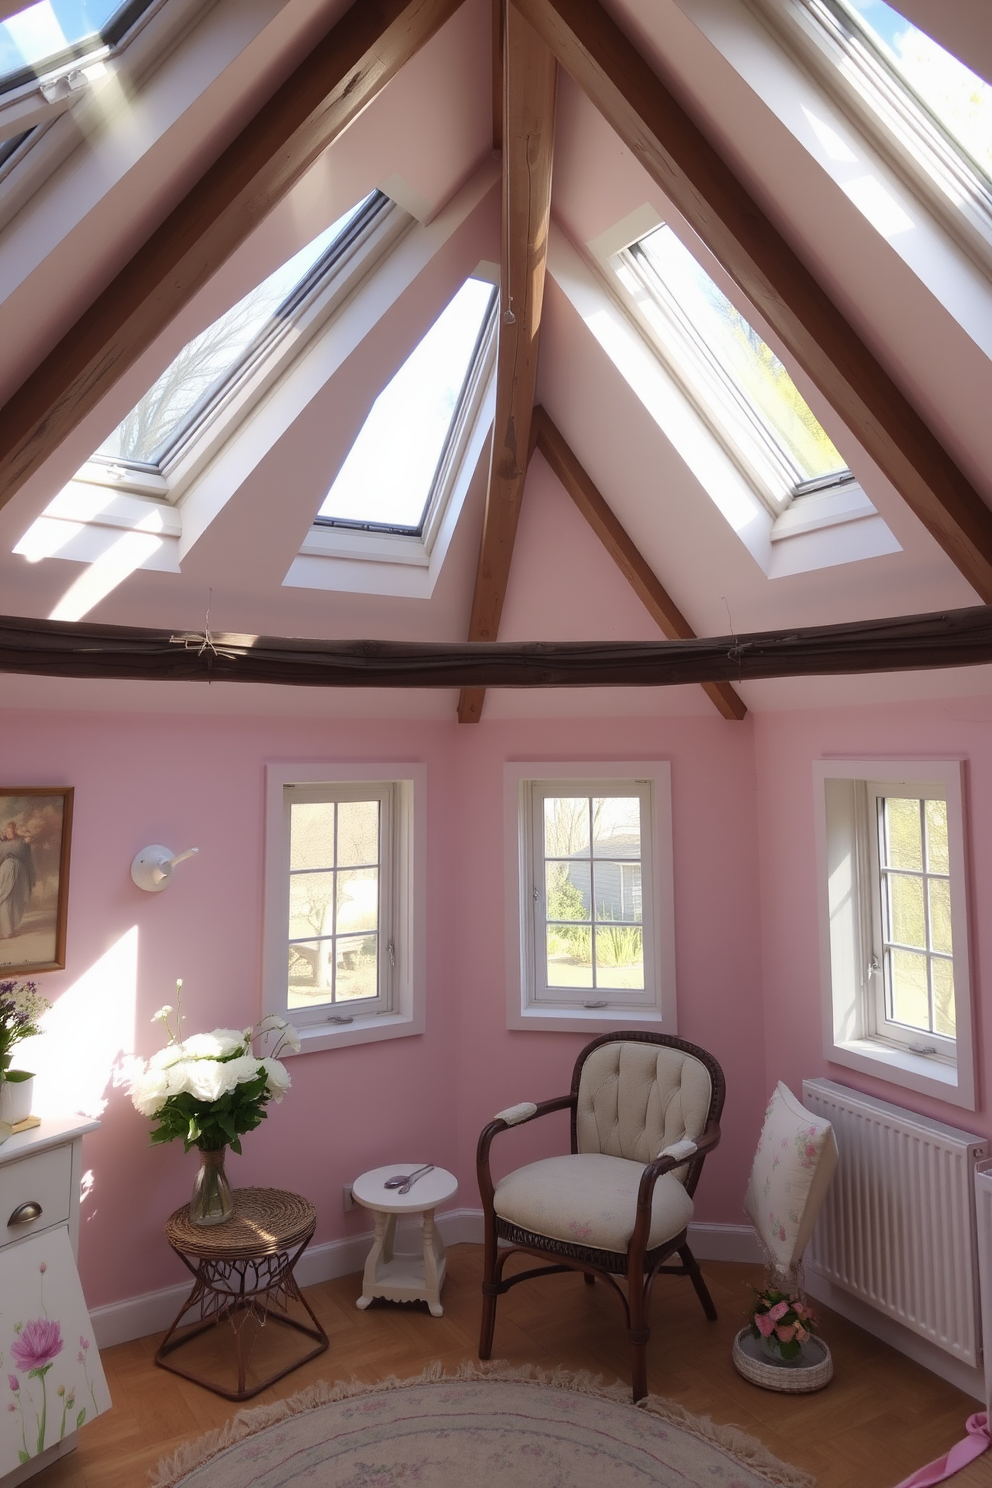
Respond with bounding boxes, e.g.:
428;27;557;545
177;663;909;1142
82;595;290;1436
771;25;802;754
262;762;426;1054
505;762;677;1033
813;758;976;1109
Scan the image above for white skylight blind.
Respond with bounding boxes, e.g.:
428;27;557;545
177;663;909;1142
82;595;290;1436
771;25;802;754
96;195;378;468
316;275;496;534
0;0;154;93
615;225;849;511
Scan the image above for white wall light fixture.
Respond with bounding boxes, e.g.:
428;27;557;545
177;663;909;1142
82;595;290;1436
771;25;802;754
130;845;199;892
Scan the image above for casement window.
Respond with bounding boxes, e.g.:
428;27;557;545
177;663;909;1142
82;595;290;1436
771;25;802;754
505;763;676;1032
765;0;992;255
0;0;161;97
262;764;425;1052
611;224;856;518
813;759;976;1109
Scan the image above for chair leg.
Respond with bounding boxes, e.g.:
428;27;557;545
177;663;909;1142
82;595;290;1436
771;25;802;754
628;1255;650;1402
479;1217;500;1359
679;1244;717;1321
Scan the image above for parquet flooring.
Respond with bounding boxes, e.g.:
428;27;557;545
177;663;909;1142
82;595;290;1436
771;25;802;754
28;1248;988;1487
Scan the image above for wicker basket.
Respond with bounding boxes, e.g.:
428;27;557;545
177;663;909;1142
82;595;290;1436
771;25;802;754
732;1327;833;1393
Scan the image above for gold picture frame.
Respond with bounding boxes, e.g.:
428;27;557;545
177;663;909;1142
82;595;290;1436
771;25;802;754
0;788;73;974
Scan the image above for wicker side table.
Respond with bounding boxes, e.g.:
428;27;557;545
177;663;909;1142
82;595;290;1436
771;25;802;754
155;1187;328;1401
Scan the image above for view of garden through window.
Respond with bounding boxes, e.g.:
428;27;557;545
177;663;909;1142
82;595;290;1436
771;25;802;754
543;795;644;991
287;798;380;1009
97;199;367;465
839;0;992;180
631;226;847;489
877;794;954;1039
317;275;496;532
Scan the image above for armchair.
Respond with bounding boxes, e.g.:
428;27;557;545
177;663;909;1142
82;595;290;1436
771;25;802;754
477;1030;725;1401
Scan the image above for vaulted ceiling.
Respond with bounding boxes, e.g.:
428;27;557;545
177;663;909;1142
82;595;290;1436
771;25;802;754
1;0;991;719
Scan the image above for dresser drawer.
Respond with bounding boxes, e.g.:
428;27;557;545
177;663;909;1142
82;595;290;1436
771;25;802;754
0;1145;72;1243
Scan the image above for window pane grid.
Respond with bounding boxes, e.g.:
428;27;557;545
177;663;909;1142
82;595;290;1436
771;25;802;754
287;799;380;1008
877;795;954;1038
541;795;644;993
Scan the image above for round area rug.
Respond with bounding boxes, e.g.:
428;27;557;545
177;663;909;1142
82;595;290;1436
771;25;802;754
152;1364;814;1488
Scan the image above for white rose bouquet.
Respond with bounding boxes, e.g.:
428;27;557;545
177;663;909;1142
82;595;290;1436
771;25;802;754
129;982;300;1153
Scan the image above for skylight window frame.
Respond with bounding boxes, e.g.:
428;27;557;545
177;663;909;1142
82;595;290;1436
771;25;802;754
611;232;855;517
0;0;165;99
751;0;992;266
313;280;498;540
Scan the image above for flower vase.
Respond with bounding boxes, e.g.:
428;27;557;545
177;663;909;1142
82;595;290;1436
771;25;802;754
190;1146;234;1226
759;1335;803;1367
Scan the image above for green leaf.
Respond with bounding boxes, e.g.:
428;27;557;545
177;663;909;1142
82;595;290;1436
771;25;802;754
4;1069;34;1082
77;1409;86;1428
19;1451;29;1464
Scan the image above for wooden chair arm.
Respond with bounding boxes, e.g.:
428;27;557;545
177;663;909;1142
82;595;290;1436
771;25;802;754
476;1094;576;1209
630;1120;723;1253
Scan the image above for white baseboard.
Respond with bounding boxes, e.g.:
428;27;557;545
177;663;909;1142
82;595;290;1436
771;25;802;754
686;1222;763;1263
804;1269;986;1403
90;1207;485;1349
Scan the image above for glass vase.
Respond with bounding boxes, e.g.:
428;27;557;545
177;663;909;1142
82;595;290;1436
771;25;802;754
190;1146;234;1226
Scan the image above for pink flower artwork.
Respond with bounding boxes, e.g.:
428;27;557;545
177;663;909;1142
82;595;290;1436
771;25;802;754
7;1375;18;1393
10;1318;63;1373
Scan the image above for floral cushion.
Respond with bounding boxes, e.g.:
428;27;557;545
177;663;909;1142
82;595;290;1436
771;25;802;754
744;1082;838;1272
494;1153;694;1253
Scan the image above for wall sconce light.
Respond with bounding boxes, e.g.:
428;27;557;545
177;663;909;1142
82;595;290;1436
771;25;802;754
130;845;199;893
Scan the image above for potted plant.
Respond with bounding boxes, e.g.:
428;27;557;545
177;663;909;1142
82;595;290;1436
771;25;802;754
749;1284;818;1364
128;982;300;1225
0;979;50;1138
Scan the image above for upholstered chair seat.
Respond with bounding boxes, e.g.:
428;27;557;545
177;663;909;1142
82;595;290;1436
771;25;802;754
477;1031;725;1401
494;1154;695;1254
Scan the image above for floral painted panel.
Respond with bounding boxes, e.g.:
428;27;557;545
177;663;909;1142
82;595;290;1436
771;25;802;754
0;1227;110;1473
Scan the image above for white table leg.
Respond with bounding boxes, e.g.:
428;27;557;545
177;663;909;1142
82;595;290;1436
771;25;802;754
421;1206;446;1317
356;1210;396;1310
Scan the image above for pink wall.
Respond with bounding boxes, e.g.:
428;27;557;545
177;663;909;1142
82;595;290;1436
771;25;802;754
753;698;992;1139
1;701;766;1310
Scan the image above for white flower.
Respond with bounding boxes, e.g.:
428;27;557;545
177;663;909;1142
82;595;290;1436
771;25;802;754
164;1060;193;1097
260;1057;291;1102
280;1024;302;1054
182;1029;245;1059
130;1069;170;1118
152;1005;173;1024
223;1055;266;1089
184;1059;239;1102
149;1044;185;1070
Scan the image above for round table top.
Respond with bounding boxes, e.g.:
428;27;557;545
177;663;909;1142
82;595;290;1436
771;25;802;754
165;1187;316;1259
352;1165;458;1213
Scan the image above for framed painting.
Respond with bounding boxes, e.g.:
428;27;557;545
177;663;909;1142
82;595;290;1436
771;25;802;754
0;788;73;975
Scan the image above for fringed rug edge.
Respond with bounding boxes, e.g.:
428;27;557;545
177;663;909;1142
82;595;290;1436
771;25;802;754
149;1359;815;1488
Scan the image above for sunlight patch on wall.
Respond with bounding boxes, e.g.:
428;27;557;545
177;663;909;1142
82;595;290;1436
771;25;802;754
840;174;917;235
48;510;164;620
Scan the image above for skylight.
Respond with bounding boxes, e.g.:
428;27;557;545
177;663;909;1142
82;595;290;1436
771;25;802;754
0;0;154;93
615;225;848;510
316;276;496;534
835;0;992;183
95;195;376;469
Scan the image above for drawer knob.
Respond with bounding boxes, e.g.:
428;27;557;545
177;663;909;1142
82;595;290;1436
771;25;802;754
8;1201;42;1226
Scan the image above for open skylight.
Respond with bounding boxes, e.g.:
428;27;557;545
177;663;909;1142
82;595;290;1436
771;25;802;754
614;225;848;511
0;0;155;93
95;195;378;470
316;275;497;534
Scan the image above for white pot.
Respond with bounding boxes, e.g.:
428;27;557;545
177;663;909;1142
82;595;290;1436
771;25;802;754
0;1076;34;1126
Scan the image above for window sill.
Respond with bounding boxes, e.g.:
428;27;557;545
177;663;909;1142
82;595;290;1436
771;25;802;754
285;1006;425;1055
829;1035;972;1108
508;1003;668;1034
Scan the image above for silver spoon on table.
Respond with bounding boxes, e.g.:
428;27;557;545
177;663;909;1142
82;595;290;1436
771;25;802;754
383;1164;434;1193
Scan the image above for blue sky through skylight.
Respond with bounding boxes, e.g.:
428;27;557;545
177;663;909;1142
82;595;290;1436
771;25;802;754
97;202;366;465
0;1;120;82
842;0;992;177
317;276;495;532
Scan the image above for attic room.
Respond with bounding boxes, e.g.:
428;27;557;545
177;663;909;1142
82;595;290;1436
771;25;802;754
1;0;992;1484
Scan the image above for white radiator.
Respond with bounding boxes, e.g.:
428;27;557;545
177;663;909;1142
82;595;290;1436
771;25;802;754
976;1160;992;1413
803;1079;987;1368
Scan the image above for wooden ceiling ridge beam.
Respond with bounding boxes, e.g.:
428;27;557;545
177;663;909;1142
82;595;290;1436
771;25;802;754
515;0;992;604
532;406;747;720
458;2;557;723
0;0;465;509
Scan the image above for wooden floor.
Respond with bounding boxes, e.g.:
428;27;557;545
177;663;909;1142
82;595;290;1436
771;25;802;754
30;1247;986;1487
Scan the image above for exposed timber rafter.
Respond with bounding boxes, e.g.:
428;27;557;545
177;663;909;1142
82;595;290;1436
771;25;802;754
532;406;746;720
0;0;463;509
2;607;992;686
515;0;992;604
458;2;557;724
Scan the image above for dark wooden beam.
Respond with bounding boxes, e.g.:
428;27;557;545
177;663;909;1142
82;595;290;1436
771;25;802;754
459;3;557;723
532;406;746;719
515;0;992;603
2;607;992;686
0;0;463;509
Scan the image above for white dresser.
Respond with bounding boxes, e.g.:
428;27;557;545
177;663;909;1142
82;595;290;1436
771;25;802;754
0;1117;110;1486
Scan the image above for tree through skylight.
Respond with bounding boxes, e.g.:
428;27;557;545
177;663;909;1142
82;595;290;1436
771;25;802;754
316;276;496;533
839;0;992;180
97;199;369;466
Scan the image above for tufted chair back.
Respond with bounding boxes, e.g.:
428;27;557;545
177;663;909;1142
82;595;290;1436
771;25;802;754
574;1040;713;1183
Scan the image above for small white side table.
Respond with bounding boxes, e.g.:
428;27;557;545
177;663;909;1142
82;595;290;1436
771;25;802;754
352;1165;458;1318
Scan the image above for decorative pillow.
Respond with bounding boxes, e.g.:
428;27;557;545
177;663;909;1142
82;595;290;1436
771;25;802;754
744;1082;838;1274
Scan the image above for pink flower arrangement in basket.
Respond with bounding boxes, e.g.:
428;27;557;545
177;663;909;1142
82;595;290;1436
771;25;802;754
749;1286;818;1361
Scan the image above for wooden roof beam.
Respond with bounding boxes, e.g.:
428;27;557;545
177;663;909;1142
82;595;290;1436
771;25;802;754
0;0;464;509
515;0;992;603
459;3;557;723
532;407;747;719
